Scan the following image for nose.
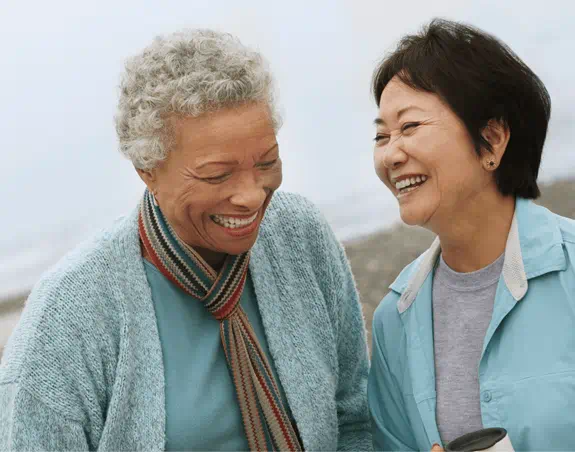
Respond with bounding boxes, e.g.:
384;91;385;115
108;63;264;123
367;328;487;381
229;172;268;211
381;136;408;170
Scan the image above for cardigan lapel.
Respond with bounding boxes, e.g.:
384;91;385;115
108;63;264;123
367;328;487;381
248;237;331;452
100;208;166;452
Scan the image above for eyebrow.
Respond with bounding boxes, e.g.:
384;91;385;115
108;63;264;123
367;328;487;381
195;143;279;170
373;105;426;126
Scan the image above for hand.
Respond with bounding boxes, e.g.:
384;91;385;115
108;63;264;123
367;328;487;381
431;443;444;451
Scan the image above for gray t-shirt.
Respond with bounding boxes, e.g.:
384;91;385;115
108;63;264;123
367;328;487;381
432;252;505;444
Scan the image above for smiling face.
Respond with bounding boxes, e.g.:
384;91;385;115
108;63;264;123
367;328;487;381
138;102;282;257
373;76;495;231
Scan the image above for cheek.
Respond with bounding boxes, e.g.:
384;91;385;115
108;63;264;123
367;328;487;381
432;164;478;208
263;166;283;190
170;183;219;222
158;180;196;215
373;149;388;183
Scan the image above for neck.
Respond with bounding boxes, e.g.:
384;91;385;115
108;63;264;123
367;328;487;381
434;191;515;273
194;246;228;272
141;241;227;273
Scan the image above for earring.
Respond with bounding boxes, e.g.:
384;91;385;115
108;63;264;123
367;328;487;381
487;160;496;169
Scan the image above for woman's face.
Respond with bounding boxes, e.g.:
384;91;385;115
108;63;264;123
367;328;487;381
373;76;492;231
140;102;282;256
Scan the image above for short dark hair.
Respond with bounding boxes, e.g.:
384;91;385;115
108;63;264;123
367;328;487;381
372;18;551;199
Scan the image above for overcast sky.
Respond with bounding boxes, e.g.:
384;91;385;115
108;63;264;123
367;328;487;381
1;0;574;295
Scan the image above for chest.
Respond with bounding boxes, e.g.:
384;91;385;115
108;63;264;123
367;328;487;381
398;275;575;450
98;259;342;451
149;267;293;451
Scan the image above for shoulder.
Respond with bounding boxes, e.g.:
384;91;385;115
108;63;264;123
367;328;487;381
545;210;575;268
37;217;133;290
1;211;141;390
555;214;575;278
260;191;339;256
25;210;140;313
264;191;326;230
555;213;575;245
255;191;354;319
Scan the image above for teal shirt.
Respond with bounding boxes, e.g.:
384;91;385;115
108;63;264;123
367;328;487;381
368;198;575;451
143;260;291;451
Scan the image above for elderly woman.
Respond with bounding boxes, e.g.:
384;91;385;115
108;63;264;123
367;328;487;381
368;19;575;451
0;30;371;451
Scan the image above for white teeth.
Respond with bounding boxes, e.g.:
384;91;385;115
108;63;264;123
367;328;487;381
399;185;419;196
212;212;258;229
394;175;428;191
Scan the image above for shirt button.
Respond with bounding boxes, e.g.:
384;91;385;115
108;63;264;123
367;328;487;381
482;391;492;402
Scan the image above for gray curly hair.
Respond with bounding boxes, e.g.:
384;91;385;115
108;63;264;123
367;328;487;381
115;29;281;170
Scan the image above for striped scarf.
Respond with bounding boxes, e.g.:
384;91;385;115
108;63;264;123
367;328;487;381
139;189;303;451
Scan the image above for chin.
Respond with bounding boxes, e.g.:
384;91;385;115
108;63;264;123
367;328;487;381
226;246;252;256
220;237;258;256
400;215;423;226
399;206;428;227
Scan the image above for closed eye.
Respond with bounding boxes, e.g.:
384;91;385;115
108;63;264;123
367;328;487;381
256;158;278;169
401;122;420;133
201;173;231;184
374;134;390;145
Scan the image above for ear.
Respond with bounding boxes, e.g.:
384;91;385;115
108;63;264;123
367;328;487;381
481;119;510;162
135;167;157;192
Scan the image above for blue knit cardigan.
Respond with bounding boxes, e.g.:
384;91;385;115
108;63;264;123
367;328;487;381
0;191;372;451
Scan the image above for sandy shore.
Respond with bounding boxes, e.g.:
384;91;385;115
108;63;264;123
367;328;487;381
2;177;575;357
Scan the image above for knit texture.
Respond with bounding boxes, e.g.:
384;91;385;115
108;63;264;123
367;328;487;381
0;191;372;452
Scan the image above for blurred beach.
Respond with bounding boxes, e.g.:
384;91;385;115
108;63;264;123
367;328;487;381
2;177;574;356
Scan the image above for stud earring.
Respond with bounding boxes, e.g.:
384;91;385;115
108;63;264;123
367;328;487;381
487;160;496;169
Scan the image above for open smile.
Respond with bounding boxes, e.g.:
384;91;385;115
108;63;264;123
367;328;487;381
210;211;261;237
393;175;429;199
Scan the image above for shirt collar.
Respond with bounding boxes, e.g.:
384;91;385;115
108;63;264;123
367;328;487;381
393;197;567;314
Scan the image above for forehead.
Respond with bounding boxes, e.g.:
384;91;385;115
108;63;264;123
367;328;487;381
377;77;442;119
176;103;276;150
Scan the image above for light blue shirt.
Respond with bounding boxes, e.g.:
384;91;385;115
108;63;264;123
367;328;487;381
144;261;292;451
368;198;575;451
